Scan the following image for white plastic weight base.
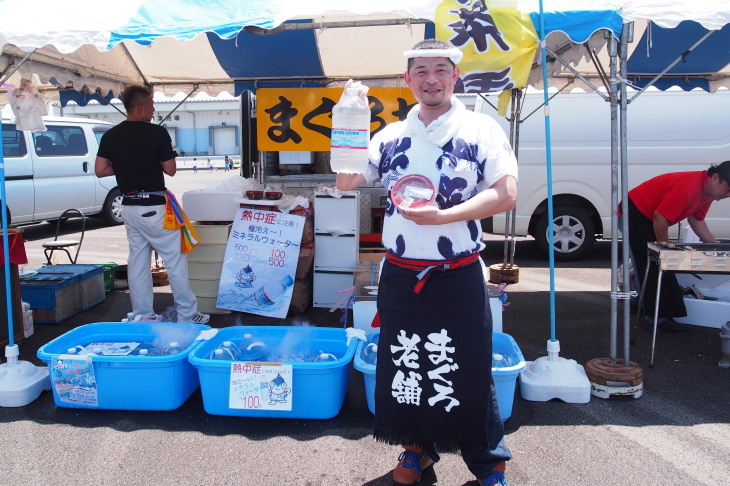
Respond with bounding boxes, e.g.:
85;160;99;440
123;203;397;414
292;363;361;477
0;345;51;407
519;339;591;404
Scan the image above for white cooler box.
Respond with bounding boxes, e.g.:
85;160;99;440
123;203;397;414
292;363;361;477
182;191;241;222
675;274;730;328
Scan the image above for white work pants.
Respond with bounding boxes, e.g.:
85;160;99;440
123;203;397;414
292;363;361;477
123;204;198;321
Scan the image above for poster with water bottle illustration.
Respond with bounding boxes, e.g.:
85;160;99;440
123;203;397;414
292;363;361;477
228;363;294;411
51;355;99;407
217;207;304;318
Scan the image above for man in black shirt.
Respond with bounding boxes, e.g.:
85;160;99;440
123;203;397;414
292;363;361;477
95;85;209;324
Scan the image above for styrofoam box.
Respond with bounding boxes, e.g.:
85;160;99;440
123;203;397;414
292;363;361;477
675;274;730;328
675;296;730;328
490;297;503;333
353;331;526;420
314;233;358;269
195;295;232;314
37;322;210;410
188;326;357;419
313;270;354;308
189;260;225;279
187;243;227;262
20;264;105;324
182;191;241;222
192;223;232;244
189;278;221;296
353;300;378;332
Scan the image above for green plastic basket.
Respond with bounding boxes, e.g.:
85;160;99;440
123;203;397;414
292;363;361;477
97;263;118;293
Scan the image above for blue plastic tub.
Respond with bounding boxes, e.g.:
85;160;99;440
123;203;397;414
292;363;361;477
188;325;357;419
352;331;378;415
37;322;210;410
491;332;526;420
353;331;526;420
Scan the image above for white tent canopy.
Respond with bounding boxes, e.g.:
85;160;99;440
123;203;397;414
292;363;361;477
2;1;728;107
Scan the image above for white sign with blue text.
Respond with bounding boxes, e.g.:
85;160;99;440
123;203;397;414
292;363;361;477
217;207;304;318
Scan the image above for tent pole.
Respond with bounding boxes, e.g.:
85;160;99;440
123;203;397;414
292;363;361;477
609;33;620;364
508;89;523;266
502;89;520;267
619;24;633;366
584;24;643;400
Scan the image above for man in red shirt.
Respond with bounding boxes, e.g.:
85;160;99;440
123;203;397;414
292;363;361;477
625;161;730;332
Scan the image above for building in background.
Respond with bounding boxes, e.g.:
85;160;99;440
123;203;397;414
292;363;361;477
56;92;241;158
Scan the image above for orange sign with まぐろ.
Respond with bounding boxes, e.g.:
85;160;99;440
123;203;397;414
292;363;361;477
256;87;417;152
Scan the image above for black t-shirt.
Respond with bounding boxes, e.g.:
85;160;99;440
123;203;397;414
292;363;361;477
97;121;177;204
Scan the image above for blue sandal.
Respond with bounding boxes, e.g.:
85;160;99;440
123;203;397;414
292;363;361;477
392;450;434;486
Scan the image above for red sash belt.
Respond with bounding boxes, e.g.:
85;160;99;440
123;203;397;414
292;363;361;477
385;251;480;294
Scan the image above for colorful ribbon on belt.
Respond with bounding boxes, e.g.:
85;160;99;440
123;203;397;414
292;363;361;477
385;251;480;294
163;190;200;254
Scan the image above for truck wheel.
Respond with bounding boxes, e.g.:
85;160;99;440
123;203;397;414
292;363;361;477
102;188;124;225
535;205;595;261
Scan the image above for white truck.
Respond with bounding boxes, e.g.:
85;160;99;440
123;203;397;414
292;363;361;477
481;89;730;260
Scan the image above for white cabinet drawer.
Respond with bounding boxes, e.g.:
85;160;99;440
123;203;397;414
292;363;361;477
314;233;358;269
314;192;359;233
313;270;354;308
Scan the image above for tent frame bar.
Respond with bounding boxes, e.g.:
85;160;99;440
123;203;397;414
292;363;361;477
545;46;610;101
243;17;429;36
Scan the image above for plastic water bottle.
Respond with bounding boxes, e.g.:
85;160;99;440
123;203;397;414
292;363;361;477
136;348;149;356
209;347;235;361
222;341;242;360
330;81;371;174
162;341;183;356
314;351;338;362
239;333;265;361
254;275;295;308
66;345;86;355
362;343;378;365
492;352;514;369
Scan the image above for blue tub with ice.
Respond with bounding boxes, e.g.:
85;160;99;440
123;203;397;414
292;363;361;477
188;325;357;419
353;331;526;420
37;322;211;410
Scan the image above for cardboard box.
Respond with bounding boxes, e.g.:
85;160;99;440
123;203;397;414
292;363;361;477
295;247;314;280
289;275;311;314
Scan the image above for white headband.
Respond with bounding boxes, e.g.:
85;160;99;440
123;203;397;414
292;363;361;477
403;48;464;65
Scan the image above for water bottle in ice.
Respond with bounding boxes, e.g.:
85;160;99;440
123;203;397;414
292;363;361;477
210;347;235;361
254;275;295;308
162;341;184;356
222;341;242;360
137;348;149;356
361;343;378;365
330;80;371;174
239;333;265;361
314;351;338;362
85;346;103;356
492;352;513;368
66;345;86;355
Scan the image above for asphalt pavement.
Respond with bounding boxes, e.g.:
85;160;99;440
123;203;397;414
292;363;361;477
1;171;728;486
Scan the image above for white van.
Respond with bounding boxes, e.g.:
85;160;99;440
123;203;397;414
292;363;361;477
1;116;123;226
481;89;730;260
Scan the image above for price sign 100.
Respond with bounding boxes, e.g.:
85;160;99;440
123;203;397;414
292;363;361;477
269;249;286;267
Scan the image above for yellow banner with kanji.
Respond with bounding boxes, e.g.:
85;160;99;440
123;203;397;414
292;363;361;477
436;0;538;93
256;87;417;152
